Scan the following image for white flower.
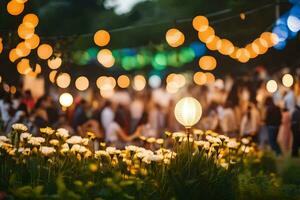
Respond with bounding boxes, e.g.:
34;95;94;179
20;132;32;142
172;132;186;139
56;128;70;139
50;139;59;146
40;146;56;156
156;138;164;145
106;147;121;154
28;137;45;146
227;139;239;149
125;145;139;152
60;143;70;154
0;136;10;142
195;140;210;150
40;127;55;135
149;154;164;162
12;123;28;132
81;138;89;146
71;144;87;153
241;138;250;145
95;150;109;158
146;137;156;143
218;135;229;142
66;136;82;144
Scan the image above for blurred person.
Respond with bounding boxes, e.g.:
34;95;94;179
45;95;59;126
265;96;282;156
114;104;131;134
148;102;165;138
72;100;89;134
240;103;261;140
133;111;155;138
0;90;11;129
32;96;49;133
200;102;219;131
278;107;292;155
166;99;180;132
218;101;237;137
130;95;144;133
100;101;115;133
291;104;300;157
283;89;295;113
21;90;35;112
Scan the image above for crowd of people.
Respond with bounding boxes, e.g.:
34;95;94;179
0;68;300;157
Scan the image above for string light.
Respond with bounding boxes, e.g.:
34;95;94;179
48;57;62;69
165;28;185;48
282;74;294;88
37;44;53;60
94;30;110;47
56;73;71;88
199;56;217;70
266;80;278;93
59;93;73;107
133;75;146;91
117;75;130;88
7;0;24;16
75;76;89;91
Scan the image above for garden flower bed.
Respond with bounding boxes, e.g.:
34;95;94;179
0;124;300;199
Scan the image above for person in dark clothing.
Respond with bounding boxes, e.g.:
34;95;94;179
291;105;300;157
72;100;89;131
265;96;282;156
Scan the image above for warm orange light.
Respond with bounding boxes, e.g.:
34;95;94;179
24;34;40;49
49;70;57;83
117;75;130;88
17;58;31;75
193;72;207;85
18;24;34;39
37;44;53;60
219;39;234;55
198;26;215;43
133;75;146;91
75;76;89;91
7;0;24;16
199;56;217;71
34;64;42;74
205;72;215;84
192;16;209;32
56;73;71;88
94;30;110;47
206;36;222;51
48;57;62;69
166;28;185;48
9;49;19;62
236;48;250;63
0;38;3;54
23;13;39;28
16;42;31;57
97;49;115;68
245;44;258;59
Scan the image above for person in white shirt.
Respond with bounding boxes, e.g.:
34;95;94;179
100;101;115;133
218;102;237;137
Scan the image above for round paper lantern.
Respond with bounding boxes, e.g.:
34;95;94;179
282;74;294;88
23;13;39;28
236;48;250;63
0;38;3;54
56;73;71;88
16;42;31;57
205;72;215;84
18;24;34;39
7;0;24;16
59;93;73;107
75;76;89;91
17;58;31;75
117;75;130;88
94;30;110;47
97;49;115;68
166;28;185;48
48;57;62;69
37;44;53;60
49;70;57;83
192;16;209;32
193;72;207;85
266;80;278;93
199;56;217;70
198;26;215;43
9;49;19;62
219;39;234;55
24;34;40;49
133;75;146;91
174;97;202;127
206;36;222;51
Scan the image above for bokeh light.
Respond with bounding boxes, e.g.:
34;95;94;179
117;75;130;88
7;0;24;16
133;75;146;91
94;30;110;47
37;44;53;60
165;28;185;48
192;15;209;32
56;73;71;88
75;76;89;91
149;75;161;89
97;49;115;68
199;56;217;70
266;80;278;93
59;93;73;107
193;72;207;85
282;74;294;87
48;57;62;69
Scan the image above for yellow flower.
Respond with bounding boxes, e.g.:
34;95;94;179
89;163;98;172
40;127;55;135
50;139;59;146
77;153;82;161
146;137;156;143
12;123;28;132
156;138;164;145
86;132;96;140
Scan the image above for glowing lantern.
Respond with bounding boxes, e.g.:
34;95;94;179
94;30;110;47
17;58;31;75
205;72;215;84
97;49;115;68
7;0;24;16
56;73;71;88
198;26;215;43
0;38;3;54
49;70;57;83
133;75;146;91
219;39;234;55
18;24;34;40
9;49;19;62
282;74;294;88
59;93;73;107
24;34;40;49
75;76;89;91
199;56;217;70
16;42;31;57
48;57;62;69
266;80;278;93
117;75;130;88
192;16;209;32
193;72;207;85
174;97;202;128
236;48;250;63
37;44;53;60
206;36;222;51
166;28;185;48
23;13;39;28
